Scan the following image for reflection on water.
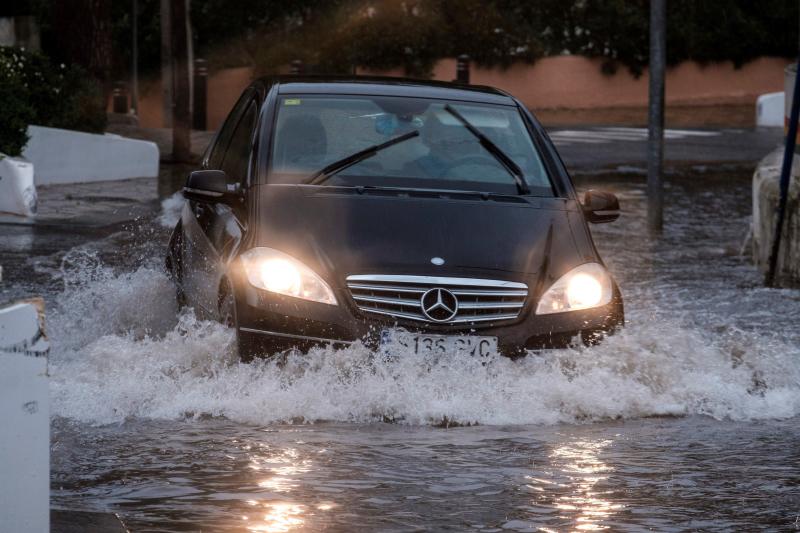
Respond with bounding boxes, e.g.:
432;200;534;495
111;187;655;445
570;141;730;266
245;502;305;532
251;447;311;494
548;439;621;531
51;410;800;531
245;446;313;531
521;438;623;531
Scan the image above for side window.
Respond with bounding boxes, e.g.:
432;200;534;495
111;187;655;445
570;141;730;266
221;102;258;186
207;90;253;169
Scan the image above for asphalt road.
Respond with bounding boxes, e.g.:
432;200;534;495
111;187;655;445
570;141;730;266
547;126;784;174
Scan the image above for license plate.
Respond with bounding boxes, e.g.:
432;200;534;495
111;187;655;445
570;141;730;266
380;329;498;357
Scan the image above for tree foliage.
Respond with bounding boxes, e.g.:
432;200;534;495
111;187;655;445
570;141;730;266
212;0;799;77
15;0;800;80
0;46;106;157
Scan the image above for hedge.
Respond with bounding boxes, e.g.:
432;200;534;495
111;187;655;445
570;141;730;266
38;1;795;80
0;46;106;157
234;0;799;78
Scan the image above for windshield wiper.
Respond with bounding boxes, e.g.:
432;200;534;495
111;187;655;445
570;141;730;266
305;130;420;186
443;104;530;195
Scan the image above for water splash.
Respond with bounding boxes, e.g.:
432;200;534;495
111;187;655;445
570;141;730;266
47;250;178;351
157;191;185;229
47;258;800;427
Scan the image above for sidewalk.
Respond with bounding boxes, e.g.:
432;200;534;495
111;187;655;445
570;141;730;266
549;126;784;174
535;103;758;129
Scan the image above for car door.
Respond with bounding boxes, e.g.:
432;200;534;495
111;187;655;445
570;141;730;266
181;91;259;316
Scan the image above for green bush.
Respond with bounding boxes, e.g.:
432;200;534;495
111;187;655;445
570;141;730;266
328;1;445;78
0;46;106;157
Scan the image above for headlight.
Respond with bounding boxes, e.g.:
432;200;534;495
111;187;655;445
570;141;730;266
241;247;337;305
535;263;613;315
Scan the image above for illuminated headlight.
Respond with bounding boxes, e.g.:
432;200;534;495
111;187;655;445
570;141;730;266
241;247;337;305
535;263;613;315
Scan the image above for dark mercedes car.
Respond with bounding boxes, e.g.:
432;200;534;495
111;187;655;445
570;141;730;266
166;77;623;360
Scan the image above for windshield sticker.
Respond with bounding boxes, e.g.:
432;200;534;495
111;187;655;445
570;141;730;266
284;98;302;106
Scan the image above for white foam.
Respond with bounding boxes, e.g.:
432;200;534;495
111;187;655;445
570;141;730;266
157;192;185;228
47;259;800;426
48;250;178;351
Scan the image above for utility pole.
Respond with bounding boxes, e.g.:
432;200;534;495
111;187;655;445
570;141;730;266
160;0;172;127
131;0;138;115
647;0;666;233
171;0;192;161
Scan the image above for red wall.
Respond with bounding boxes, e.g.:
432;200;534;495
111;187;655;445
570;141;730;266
136;56;788;130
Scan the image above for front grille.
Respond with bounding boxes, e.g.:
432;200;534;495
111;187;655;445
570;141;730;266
346;274;528;325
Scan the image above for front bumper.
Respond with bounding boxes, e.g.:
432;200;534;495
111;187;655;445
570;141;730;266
232;277;624;356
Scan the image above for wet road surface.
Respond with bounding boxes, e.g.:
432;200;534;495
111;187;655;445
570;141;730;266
550;126;783;173
2;167;800;531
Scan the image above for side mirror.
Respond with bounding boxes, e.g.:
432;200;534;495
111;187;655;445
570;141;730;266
582;190;620;224
183;170;240;204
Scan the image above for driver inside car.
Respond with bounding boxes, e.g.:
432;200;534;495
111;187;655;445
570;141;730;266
402;112;471;179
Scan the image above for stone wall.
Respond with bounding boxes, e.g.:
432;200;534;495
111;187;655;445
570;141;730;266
137;66;255;130
752;148;800;287
134;56;789;131
362;56;788;109
428;56;788;109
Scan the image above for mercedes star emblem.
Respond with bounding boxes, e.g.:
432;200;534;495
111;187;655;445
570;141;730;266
420;288;459;322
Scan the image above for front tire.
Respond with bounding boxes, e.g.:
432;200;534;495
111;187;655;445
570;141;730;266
218;279;251;363
166;223;188;309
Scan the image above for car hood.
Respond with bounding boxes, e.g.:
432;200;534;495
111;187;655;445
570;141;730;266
252;185;588;286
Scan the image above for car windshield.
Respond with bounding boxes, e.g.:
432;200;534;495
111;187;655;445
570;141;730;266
268;95;554;196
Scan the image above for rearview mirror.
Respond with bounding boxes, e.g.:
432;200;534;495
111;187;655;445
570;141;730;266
582;190;620;224
183;170;236;203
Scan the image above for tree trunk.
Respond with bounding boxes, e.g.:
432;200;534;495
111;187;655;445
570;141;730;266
53;0;113;102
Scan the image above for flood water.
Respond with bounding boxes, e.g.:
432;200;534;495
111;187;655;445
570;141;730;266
3;168;800;531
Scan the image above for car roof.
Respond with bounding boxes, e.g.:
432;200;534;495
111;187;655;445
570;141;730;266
257;75;517;106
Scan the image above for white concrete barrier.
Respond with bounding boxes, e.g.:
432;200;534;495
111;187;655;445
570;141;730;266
752;147;800;287
756;92;785;127
0;154;37;216
0;299;50;533
23;125;159;185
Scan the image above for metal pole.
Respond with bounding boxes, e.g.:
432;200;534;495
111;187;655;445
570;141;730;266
290;60;304;75
112;81;128;113
647;0;666;233
193;58;208;130
186;0;194;128
160;0;172;127
131;0;138;115
765;58;800;287
171;0;191;161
